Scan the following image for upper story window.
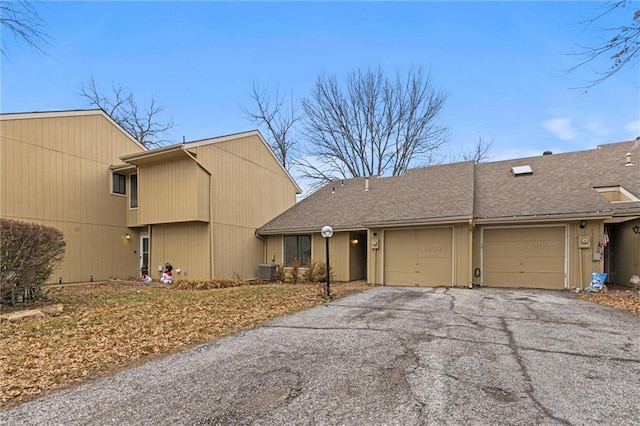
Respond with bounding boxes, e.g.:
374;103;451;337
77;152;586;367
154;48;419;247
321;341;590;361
112;173;126;195
130;174;138;208
284;235;311;266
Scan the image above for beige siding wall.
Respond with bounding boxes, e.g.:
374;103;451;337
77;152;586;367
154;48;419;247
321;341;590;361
137;158;209;225
265;232;356;281
149;222;210;280
567;220;604;289
312;232;350;282
192;135;298;279
368;228;384;285
212;223;265;279
454;223;472;288
194;135;297;228
0;113;144;283
265;236;283;266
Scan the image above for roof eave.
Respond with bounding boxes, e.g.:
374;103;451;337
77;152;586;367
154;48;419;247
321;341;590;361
473;211;613;224
362;215;474;228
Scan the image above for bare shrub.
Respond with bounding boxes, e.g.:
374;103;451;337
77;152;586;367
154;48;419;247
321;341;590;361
1;219;65;304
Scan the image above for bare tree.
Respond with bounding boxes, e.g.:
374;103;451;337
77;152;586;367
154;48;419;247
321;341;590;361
300;65;448;183
240;82;302;170
1;0;49;56
448;136;493;164
572;0;640;87
79;77;175;148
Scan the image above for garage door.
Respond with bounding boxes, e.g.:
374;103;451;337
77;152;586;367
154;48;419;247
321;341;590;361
482;226;566;289
384;228;453;286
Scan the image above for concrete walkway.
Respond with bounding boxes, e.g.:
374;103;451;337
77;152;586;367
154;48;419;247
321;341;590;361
1;287;639;425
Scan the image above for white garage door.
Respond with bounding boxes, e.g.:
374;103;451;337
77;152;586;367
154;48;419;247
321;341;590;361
482;226;566;289
384;228;453;286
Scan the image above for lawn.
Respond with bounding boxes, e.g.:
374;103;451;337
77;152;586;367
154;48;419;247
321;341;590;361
0;281;370;408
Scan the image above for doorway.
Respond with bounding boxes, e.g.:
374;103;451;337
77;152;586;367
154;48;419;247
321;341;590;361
140;233;149;269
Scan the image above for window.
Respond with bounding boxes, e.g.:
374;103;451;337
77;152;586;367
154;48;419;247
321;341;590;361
284;235;311;266
112;173;126;195
130;174;138;208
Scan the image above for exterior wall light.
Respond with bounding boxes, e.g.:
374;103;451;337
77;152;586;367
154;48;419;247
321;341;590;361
351;238;359;246
633;225;640;234
321;225;334;298
124;233;131;240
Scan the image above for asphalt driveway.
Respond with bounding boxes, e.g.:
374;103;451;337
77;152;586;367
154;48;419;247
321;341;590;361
2;287;639;425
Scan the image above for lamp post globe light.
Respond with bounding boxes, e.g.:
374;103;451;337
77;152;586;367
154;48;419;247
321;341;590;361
321;226;333;298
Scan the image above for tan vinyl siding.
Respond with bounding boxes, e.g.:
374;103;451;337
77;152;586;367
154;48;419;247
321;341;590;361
368;229;383;285
126;207;139;227
193;135;297;228
265;236;283;266
0;113;144;283
149;223;210;280
567;220;602;290
189;135;297;279
137;158;209;225
312;232;350;282
454;223;472;288
212;223;265;279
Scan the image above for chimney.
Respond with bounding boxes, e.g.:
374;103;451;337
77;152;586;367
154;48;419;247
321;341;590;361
365;177;369;191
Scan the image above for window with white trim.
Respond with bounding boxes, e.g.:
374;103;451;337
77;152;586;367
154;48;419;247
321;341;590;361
130;174;138;208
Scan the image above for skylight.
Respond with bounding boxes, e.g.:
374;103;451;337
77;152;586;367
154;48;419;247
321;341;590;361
511;165;533;176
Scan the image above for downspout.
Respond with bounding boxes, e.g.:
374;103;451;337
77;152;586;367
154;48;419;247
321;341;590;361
209;175;214;279
255;231;267;264
469;218;474;289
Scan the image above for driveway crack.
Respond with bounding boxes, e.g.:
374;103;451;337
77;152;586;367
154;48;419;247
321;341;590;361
501;318;571;425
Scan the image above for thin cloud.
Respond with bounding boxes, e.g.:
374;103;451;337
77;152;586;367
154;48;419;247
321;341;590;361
542;118;579;140
625;120;640;137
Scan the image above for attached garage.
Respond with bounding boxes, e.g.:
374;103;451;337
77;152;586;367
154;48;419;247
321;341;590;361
481;226;566;289
384;227;453;286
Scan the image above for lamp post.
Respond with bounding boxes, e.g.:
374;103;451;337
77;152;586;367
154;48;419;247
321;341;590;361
321;225;334;298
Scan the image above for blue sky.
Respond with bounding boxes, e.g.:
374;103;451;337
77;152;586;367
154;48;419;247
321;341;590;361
2;1;639;166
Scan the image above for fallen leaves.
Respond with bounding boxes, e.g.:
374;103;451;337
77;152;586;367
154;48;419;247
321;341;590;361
0;281;370;407
575;290;640;317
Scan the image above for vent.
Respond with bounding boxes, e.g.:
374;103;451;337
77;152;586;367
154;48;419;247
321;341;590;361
511;165;533;176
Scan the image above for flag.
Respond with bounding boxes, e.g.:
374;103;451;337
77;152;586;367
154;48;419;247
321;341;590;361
602;230;609;246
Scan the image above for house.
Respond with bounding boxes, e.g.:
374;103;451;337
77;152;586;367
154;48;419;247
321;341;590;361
258;140;640;290
0;110;300;283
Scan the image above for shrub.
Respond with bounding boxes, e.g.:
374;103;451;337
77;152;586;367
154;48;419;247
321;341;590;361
304;260;333;283
171;277;251;290
284;258;302;283
1;219;66;305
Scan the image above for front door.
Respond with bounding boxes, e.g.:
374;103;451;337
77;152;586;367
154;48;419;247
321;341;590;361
140;233;149;269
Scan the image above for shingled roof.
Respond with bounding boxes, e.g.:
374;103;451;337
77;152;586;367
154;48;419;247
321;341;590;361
474;140;640;222
258;161;475;234
258;140;640;234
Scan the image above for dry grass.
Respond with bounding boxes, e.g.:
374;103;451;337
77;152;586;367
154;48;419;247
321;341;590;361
0;281;370;408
